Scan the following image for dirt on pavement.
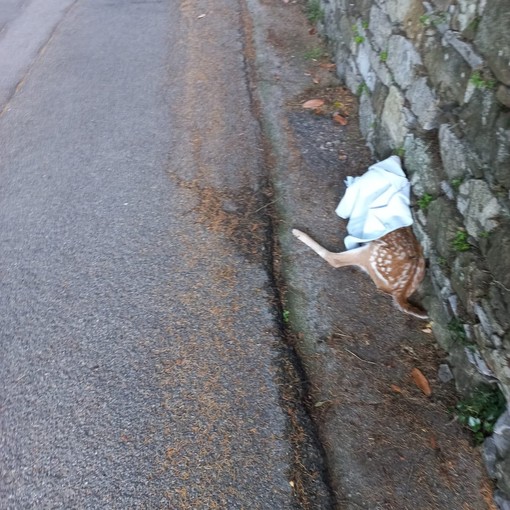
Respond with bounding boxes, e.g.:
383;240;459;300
243;0;497;508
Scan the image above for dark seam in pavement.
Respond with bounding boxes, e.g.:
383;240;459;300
238;1;335;507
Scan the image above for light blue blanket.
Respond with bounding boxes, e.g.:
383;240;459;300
335;156;413;250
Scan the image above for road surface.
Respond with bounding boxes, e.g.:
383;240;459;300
0;0;325;507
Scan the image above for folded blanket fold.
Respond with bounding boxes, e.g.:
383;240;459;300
335;155;413;250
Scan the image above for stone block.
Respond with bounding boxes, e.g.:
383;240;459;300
460;89;501;166
368;4;393;51
474;300;505;339
475;0;510;85
386;0;425;41
448;346;495;397
438;363;454;383
486;223;510;294
356;40;378;92
411;214;432;257
483;436;498;478
342;56;363;94
484;350;510;402
439;124;482;180
359;92;376;146
442;30;483;69
494;490;510;510
386;35;422;90
489;284;510;333
496;456;510;503
452;0;481;33
466;345;496;377
496;86;510;109
457;179;501;237
423;34;471;104
451;253;491;314
381;86;408;147
369;49;392;88
405;77;439;129
427;197;464;259
403;134;443;195
493;114;510;189
371;81;389;118
333;43;351;83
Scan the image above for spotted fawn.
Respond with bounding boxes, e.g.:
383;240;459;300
292;226;427;319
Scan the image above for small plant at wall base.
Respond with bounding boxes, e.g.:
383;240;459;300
351;24;365;45
394;147;405;158
469;71;496;90
452;230;470;252
451;178;463;191
417;193;433;210
448;318;469;346
438;256;448;267
356;82;369;96
282;309;290;324
306;0;323;24
455;386;506;444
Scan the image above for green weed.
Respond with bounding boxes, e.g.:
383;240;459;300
452;230;470;252
351;23;365;44
356;82;369;96
438;256;448;267
379;50;388;62
282;309;290;324
451;178;463;191
419;11;447;27
417;193;433;210
456;387;506;444
448;318;467;344
306;0;324;24
394;146;405;158
469;71;496;90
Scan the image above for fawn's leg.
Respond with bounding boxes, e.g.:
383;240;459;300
292;229;370;269
393;293;429;320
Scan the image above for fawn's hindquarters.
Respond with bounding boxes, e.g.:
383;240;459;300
292;228;428;320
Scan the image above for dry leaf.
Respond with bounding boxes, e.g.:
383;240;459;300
333;113;348;125
429;435;439;450
197;13;206;19
421;321;433;333
391;384;402;394
412;368;432;396
320;62;336;70
302;98;325;109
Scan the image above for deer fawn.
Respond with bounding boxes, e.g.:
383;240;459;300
292;226;427;319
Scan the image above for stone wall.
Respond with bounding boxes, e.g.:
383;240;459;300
317;0;510;503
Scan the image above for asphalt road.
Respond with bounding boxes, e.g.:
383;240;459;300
0;0;312;507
